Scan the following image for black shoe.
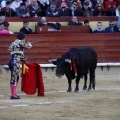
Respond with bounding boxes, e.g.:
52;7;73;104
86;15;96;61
16;95;21;99
15;95;20;98
10;96;21;99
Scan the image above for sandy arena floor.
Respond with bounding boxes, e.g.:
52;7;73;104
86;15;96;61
0;70;120;120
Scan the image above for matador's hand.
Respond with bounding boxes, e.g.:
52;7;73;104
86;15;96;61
21;58;27;63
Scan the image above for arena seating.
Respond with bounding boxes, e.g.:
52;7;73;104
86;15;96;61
6;16;118;33
0;33;120;65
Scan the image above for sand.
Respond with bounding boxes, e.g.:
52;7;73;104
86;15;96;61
0;71;120;120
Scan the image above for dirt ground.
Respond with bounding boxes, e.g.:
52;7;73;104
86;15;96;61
0;70;120;120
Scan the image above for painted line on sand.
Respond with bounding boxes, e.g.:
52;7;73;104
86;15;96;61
0;100;73;109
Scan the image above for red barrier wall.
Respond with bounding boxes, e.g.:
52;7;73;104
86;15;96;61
0;33;120;64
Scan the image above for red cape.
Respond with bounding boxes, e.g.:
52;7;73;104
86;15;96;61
21;63;44;96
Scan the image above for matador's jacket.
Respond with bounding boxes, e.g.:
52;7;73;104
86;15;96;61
8;39;32;85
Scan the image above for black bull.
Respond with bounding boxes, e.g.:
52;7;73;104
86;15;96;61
48;47;97;92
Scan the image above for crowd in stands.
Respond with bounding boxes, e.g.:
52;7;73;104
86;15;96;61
35;16;120;33
0;0;120;17
0;0;120;34
68;16;83;25
20;20;33;33
84;19;92;33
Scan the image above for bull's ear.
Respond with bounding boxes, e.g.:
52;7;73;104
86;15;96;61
48;59;57;63
65;59;71;63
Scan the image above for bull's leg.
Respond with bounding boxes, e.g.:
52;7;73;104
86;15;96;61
91;71;95;90
88;78;92;91
88;69;95;91
83;73;87;90
74;75;81;92
67;79;72;92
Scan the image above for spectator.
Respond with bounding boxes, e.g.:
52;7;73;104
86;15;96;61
25;0;31;7
93;3;106;16
115;21;120;31
93;0;104;9
0;5;2;16
116;5;120;16
11;0;22;12
27;0;42;17
49;0;58;5
1;1;16;17
68;16;83;25
37;17;61;30
70;0;83;16
77;0;82;8
84;19;92;33
37;16;48;26
70;0;74;5
38;0;49;16
93;21;106;33
16;2;30;17
83;0;93;9
104;0;117;16
57;0;71;8
46;2;60;17
1;0;6;8
105;20;119;33
0;23;14;34
94;0;104;5
19;21;33;34
58;1;72;16
0;16;9;27
82;1;93;16
1;0;11;8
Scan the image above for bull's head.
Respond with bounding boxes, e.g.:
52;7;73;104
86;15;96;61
48;58;71;78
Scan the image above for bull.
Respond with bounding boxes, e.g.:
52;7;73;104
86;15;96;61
48;47;97;92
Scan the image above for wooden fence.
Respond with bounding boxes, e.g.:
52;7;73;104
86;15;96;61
0;33;120;65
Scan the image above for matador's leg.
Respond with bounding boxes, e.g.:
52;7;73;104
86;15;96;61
10;58;21;99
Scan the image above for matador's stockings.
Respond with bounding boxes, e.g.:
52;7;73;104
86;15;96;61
10;82;21;99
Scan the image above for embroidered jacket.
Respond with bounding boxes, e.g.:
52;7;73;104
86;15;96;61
9;39;32;60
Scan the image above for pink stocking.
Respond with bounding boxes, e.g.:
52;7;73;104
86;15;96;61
10;84;16;97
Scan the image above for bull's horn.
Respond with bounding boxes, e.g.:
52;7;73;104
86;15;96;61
65;59;71;63
48;59;57;62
